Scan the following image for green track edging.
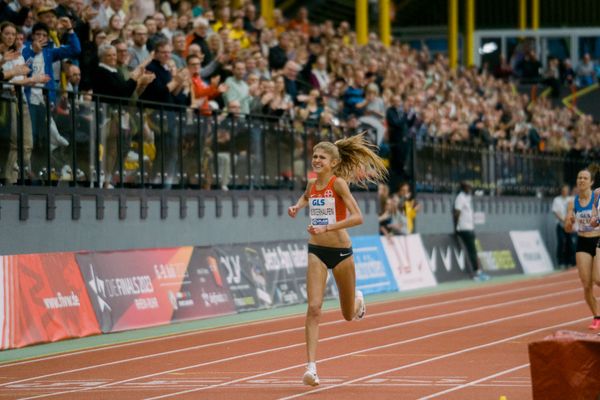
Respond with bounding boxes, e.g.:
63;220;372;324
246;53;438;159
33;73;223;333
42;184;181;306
0;272;558;364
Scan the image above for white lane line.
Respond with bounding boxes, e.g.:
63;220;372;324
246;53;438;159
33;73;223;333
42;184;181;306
0;281;577;389
0;274;574;368
416;363;530;399
12;290;580;400
276;317;586;400
137;301;583;400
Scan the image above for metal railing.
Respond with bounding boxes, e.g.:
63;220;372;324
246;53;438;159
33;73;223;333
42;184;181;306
412;141;588;196
0;84;351;190
0;83;587;195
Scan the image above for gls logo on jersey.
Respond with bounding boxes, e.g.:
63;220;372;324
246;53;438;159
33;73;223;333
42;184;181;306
311;198;326;206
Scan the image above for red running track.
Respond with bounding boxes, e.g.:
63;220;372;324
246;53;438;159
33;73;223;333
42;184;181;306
0;269;591;400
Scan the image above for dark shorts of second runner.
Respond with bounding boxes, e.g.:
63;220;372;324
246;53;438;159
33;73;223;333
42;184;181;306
577;236;599;257
308;244;353;269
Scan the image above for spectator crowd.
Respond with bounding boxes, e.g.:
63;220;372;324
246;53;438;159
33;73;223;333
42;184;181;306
0;0;598;189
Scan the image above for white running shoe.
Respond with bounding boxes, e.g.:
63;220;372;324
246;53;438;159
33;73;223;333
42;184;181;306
302;368;320;386
354;290;366;320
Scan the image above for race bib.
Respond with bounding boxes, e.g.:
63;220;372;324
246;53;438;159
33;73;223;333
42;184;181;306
309;197;336;226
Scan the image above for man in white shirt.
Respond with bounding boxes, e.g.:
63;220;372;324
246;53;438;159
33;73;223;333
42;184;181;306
552;184;575;269
454;181;489;281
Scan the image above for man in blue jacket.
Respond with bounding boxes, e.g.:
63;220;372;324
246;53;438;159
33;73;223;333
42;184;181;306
21;19;80;175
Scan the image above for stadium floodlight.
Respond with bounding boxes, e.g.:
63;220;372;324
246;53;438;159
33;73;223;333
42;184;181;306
478;42;498;54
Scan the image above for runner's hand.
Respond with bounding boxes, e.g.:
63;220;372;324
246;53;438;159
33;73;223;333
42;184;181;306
307;225;326;235
288;205;299;218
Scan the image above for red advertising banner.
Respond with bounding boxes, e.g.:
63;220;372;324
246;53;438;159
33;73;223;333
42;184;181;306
175;247;237;321
0;253;100;350
77;247;236;333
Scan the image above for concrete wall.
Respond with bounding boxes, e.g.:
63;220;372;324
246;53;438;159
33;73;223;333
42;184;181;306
0;189;379;255
0;189;557;260
416;193;557;261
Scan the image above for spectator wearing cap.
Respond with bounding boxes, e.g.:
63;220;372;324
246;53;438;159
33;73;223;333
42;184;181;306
35;6;59;46
186;17;212;67
22;20;80;144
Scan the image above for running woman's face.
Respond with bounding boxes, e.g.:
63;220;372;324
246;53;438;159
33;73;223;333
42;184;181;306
311;148;337;173
576;170;592;191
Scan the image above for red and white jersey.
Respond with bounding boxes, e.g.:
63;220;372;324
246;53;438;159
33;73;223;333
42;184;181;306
308;176;347;226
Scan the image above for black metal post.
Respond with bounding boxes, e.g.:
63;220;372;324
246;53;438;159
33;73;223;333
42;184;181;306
138;103;145;187
117;101;123;188
44;90;51;186
94;95;101;188
16;86;24;184
70;91;77;186
178;107;184;189
159;106;165;187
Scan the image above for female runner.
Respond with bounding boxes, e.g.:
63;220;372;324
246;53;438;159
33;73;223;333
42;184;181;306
565;164;600;330
288;133;387;386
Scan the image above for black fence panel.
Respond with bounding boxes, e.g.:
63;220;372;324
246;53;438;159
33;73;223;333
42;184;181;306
0;83;588;196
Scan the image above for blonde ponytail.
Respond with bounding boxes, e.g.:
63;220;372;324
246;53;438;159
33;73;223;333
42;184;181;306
314;132;388;188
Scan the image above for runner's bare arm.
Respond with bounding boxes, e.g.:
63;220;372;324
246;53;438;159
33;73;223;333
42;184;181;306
564;200;575;233
288;179;315;218
324;177;363;231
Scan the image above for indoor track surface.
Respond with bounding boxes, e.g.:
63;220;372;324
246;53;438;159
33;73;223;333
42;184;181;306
0;269;590;399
